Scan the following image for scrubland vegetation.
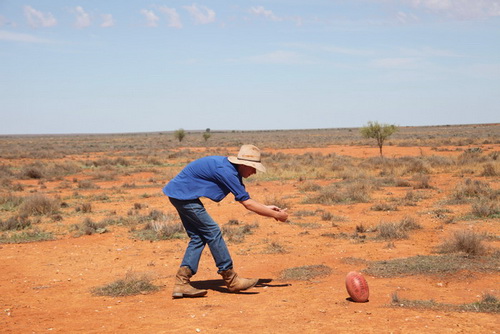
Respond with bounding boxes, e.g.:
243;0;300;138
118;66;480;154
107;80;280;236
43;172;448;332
0;123;498;313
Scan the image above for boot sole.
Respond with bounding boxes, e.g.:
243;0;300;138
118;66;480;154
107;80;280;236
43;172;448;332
172;291;207;298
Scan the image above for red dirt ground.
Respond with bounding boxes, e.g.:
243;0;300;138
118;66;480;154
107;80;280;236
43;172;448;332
1;145;498;333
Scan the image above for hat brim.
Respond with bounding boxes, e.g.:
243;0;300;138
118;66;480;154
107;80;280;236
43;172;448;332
228;156;266;173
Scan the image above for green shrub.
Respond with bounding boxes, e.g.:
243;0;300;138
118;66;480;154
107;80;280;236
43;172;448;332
360;121;398;157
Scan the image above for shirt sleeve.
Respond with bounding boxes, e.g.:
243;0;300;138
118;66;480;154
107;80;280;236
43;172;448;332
214;164;250;202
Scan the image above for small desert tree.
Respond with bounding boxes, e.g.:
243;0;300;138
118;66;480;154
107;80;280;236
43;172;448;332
174;128;186;142
202;130;211;142
360;121;398;157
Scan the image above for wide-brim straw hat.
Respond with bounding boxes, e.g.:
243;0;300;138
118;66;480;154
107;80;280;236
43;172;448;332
228;144;266;173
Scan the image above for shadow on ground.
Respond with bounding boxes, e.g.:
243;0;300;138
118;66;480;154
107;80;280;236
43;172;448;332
191;278;291;294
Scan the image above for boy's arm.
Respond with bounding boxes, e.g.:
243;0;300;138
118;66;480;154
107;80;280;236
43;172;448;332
239;199;288;222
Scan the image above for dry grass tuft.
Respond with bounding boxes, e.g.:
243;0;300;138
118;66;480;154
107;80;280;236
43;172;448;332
92;271;161;297
222;221;258;244
279;264;332;281
391;291;499;313
131;213;185;241
437;230;489;256
0;228;54;244
375;216;421;240
366;253;499;277
263;241;288;254
19;194;60;216
71;218;108;237
0;215;32;231
470;198;500;218
448;179;495;204
303;179;373;205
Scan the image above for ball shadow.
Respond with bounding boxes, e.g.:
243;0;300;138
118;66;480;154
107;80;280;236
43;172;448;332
346;297;369;303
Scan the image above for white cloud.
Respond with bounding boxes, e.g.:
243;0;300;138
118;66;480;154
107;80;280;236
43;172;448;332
245;51;312;65
291;16;303;27
158;6;182;28
323;46;375;57
396;11;419;23
411;0;453;11
399;46;462;58
248;6;304;26
249;6;283;21
23;5;57;28
372;57;420;69
467;63;500;78
101;14;115;28
74;6;91;28
141;9;159;27
284;43;375;57
409;0;500;19
0;30;53;43
183;4;216;24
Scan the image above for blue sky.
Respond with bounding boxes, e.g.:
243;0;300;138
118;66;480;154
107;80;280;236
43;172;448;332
1;1;499;135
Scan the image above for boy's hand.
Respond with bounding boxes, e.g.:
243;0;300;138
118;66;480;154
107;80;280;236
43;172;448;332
274;208;288;222
266;205;281;211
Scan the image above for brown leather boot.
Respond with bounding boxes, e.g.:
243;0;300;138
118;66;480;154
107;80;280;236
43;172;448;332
220;268;258;292
172;266;207;298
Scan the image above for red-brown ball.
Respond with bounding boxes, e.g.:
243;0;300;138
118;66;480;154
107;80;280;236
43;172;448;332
345;271;369;302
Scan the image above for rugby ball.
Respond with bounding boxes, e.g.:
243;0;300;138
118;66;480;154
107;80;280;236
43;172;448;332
345;271;369;302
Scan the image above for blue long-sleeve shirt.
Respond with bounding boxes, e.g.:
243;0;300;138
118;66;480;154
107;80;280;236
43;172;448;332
163;156;250;202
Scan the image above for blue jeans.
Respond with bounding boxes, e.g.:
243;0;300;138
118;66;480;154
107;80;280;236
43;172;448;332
169;197;233;275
